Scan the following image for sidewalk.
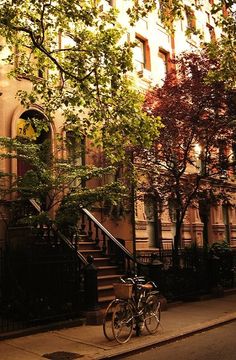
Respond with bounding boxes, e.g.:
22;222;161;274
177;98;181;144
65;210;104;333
1;292;236;360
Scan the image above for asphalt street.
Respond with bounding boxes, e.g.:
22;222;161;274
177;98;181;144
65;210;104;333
118;319;236;360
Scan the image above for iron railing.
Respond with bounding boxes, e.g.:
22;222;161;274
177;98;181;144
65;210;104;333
137;247;236;301
1;198;236;335
79;208;136;274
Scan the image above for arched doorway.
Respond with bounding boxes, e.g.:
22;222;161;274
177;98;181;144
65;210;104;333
16;109;51;177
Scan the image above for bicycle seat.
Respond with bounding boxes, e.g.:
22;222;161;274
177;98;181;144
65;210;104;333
141;282;154;290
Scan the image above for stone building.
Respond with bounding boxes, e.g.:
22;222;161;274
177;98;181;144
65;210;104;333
0;0;234;256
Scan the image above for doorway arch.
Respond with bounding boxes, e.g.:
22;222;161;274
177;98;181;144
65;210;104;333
16;109;52;177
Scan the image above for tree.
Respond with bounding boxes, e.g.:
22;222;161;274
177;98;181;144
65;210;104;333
205;2;236;88
152;0;236;88
0;135;127;235
0;0;161;228
139;52;235;253
0;0;159;158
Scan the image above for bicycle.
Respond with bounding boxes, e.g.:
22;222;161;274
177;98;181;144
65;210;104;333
103;275;161;344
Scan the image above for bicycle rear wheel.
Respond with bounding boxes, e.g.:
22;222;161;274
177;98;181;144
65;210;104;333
103;299;118;340
112;300;134;344
144;294;161;334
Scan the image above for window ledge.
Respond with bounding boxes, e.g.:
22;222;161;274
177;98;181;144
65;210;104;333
137;68;152;82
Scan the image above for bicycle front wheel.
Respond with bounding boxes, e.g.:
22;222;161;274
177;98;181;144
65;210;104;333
103;299;118;341
144;294;161;334
112;300;134;344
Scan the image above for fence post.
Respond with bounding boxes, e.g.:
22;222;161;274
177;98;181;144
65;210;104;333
148;253;167;310
149;253;163;286
84;255;103;324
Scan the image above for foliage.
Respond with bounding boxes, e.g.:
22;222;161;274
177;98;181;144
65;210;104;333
208;241;234;289
127;0;157;25
173;1;236;87
134;0;236;87
0;135;126;230
0;0;234;233
0;0;161;162
208;240;232;257
206;12;236;88
0;0;161;228
139;51;235;250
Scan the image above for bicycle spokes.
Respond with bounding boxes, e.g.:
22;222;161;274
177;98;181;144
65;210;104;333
112;302;134;344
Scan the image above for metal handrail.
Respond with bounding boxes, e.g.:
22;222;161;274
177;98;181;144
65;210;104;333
29;199;138;266
82;208;134;261
29;199;88;265
57;230;88;265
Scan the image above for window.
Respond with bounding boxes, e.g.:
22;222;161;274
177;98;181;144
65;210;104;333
158;49;170;81
185;6;196;31
106;0;115;6
133;36;151;72
222;5;228;17
66;132;84;166
38;68;44;78
134;37;145;72
207;23;216;41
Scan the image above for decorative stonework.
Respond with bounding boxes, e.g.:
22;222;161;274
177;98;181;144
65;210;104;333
135;220;147;230
230;225;236;246
192;223;204;247
209;204;225;243
211;224;225;243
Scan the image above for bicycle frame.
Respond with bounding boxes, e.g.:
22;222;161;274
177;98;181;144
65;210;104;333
103;275;161;343
122;278;159;336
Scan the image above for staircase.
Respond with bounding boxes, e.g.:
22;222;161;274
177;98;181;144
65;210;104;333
78;239;124;306
9;200;136;310
2;199;139;334
77;208;137;308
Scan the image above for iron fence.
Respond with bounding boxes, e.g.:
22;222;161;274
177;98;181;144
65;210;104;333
137;248;236;302
0;230;85;336
1;228;236;336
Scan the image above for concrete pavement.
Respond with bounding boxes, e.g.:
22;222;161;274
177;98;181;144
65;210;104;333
1;292;236;360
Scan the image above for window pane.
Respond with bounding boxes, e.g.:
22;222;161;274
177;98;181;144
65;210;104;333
134;38;145;71
158;50;169;82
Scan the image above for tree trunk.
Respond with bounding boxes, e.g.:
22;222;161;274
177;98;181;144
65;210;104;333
173;216;182;267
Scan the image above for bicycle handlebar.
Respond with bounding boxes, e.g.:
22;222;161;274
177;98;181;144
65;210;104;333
120;276;157;289
120;275;145;284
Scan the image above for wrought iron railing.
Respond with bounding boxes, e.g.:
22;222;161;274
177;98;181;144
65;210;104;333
79;208;136;274
0;199;91;335
29;199;88;265
2;196;236;335
137;247;236;301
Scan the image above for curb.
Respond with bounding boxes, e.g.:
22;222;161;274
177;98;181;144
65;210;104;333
0;317;86;341
96;312;236;359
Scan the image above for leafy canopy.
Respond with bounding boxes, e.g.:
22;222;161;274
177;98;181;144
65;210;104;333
0;0;162;228
0;0;161;162
141;51;236;249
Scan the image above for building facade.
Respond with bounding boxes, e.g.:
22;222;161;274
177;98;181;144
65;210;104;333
0;0;235;256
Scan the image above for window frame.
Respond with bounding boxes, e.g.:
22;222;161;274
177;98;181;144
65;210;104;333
185;6;197;31
158;48;170;80
134;35;151;72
